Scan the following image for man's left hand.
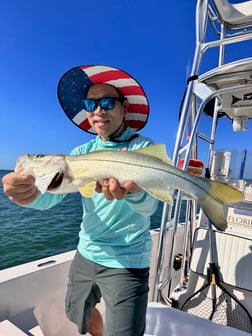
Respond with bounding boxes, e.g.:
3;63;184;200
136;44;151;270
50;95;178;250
95;178;141;200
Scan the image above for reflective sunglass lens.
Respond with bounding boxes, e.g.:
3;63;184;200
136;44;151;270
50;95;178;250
83;99;97;112
99;98;115;110
83;97;117;112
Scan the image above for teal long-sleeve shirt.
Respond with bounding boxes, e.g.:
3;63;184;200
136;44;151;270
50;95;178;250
25;128;158;268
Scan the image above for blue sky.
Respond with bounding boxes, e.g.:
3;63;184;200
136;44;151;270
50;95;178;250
1;0;251;170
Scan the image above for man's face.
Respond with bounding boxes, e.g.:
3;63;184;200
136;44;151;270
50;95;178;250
85;84;128;140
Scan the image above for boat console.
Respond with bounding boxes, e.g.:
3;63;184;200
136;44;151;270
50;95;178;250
151;0;252;334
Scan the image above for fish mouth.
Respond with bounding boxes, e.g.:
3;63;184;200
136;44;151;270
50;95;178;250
47;172;64;190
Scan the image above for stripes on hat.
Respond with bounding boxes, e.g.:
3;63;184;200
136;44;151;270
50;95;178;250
58;65;149;134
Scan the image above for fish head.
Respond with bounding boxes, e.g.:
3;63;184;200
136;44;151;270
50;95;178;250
15;154;75;194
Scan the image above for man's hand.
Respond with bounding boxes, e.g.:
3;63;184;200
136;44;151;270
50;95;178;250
95;178;141;200
2;172;40;205
95;147;141;200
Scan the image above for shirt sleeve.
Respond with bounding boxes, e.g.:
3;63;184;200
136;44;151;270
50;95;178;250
21;192;66;210
125;190;158;217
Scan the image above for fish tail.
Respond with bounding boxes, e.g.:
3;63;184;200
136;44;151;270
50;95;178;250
198;180;244;231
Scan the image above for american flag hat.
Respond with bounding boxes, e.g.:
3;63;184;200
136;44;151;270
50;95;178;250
57;65;149;134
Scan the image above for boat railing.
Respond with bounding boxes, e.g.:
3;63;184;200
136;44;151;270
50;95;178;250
154;83;252;300
152;1;252;325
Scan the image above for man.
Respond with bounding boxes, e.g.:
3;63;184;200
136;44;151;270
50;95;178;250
2;65;158;336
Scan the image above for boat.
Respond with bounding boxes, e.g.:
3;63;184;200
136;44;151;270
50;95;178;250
1;0;252;335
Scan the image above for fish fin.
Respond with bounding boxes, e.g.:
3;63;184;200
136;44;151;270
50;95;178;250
69;168;88;179
77;181;96;198
210;179;244;204
144;187;173;204
198;180;244;231
199;195;229;231
69;168;96;197
134;144;173;165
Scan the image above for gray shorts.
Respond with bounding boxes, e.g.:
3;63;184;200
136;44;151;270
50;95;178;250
65;251;149;335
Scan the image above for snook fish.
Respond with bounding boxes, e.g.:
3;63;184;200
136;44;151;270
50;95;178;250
15;144;243;231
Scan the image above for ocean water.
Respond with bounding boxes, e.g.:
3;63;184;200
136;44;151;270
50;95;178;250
0;169;168;270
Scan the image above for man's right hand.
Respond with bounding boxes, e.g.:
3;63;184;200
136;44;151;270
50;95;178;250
2;172;40;205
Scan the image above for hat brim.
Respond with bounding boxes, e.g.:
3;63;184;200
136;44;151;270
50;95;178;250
57;65;149;134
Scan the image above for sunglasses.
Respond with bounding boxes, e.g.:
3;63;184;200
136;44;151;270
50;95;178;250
83;97;125;112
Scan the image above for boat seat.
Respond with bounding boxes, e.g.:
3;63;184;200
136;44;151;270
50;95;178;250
212;0;252;30
176;228;252;332
199;57;252;89
190;228;252;292
145;302;252;336
197;57;252;119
